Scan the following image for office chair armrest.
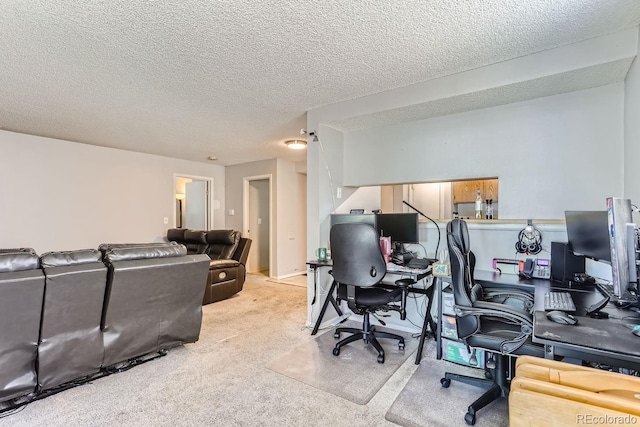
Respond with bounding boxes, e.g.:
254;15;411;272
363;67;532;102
394;278;415;320
482;287;534;313
457;301;535;354
456;300;533;328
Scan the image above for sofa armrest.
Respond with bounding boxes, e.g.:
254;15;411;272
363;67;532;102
210;259;240;269
233;238;252;265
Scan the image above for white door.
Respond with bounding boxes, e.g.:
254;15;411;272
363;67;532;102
185;181;208;229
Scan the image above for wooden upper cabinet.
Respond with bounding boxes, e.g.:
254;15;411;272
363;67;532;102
483;179;499;201
452;179;499;203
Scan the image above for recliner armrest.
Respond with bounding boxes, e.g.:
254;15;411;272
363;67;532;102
209;259;239;269
233;238;252;265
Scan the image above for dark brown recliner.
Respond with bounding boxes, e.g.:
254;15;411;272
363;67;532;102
166;229;252;305
203;230;252;304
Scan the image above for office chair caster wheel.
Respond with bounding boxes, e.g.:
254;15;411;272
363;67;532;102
377;355;384;363
398;342;405;350
464;412;476;425
332;347;340;356
440;378;451;388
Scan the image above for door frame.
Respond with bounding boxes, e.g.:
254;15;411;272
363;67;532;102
243;174;274;277
173;174;214;229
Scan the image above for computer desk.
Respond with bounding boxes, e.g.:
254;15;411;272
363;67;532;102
442;271;640;371
306;259;433;337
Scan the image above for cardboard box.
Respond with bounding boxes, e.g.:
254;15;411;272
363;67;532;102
443;338;485;368
441;315;458;340
442;289;455;316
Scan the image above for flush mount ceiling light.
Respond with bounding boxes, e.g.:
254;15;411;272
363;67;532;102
284;139;307;149
207;156;218;161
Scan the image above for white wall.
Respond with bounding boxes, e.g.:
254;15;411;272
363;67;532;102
226;158;307;278
343;84;625;219
0;130;225;253
625;27;640;225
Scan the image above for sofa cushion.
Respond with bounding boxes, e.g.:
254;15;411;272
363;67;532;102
166;228;186;242
205;230;240;260
183;230;208;254
0;251;40;273
40;249;102;267
104;243;186;263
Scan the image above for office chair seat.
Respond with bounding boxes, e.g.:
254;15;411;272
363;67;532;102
337;285;402;306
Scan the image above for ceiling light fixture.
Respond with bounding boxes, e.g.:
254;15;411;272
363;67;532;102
284;139;307;149
207;156;218;161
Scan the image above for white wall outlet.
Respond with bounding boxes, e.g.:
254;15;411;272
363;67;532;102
163;217;169;224
229;209;235;215
337;187;342;199
258;218;262;225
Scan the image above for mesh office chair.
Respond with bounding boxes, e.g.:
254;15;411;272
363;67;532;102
330;223;415;363
441;219;544;426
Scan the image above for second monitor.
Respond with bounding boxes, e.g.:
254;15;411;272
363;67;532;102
375;213;419;253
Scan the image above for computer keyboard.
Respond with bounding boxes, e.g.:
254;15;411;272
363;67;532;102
544;292;577;312
406;258;436;269
596;282;615;298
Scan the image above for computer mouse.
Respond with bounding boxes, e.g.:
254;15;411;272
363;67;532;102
546;310;578;325
632;325;640;337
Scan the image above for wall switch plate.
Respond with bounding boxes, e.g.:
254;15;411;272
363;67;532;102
257;218;262;225
163;217;169;224
229;209;235;216
337;187;342;199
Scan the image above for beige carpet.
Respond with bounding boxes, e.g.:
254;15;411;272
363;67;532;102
385;353;509;427
266;274;307;287
267;321;419;405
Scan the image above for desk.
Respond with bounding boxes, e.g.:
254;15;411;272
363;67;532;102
437;271;640;371
307;259;434;339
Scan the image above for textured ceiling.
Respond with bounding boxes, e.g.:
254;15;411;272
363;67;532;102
1;1;640;165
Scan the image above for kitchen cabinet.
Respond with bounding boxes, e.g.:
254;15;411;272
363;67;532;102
452;179;498;203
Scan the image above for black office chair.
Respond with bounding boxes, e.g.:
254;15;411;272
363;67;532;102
441;219;544;426
330;223;415;363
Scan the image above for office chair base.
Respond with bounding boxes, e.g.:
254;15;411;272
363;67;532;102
333;325;404;364
441;355;509;425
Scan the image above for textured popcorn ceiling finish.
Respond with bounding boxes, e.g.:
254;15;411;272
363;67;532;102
1;1;639;165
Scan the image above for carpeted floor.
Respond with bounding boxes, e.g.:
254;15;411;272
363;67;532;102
267;320;418;405
385;354;509;427
0;274;510;426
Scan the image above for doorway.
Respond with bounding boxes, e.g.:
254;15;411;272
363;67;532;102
174;175;213;229
243;174;272;277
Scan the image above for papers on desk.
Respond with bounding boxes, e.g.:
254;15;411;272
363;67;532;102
386;263;432;274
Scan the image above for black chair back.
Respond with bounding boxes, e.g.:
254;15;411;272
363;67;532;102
330;223;386;287
447;219;480;339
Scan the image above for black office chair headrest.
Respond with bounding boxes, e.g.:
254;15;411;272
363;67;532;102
447;219;470;255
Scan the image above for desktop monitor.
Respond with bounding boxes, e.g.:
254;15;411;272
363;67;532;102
565;211;611;262
606;198;636;300
375;213;419;251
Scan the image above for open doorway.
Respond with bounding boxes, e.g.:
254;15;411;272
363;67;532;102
243;174;272;277
174;175;213;229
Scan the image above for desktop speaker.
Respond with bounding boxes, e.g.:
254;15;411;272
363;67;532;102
551;242;585;283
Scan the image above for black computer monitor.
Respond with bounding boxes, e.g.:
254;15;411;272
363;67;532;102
375;213;419;251
565;211;611;262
